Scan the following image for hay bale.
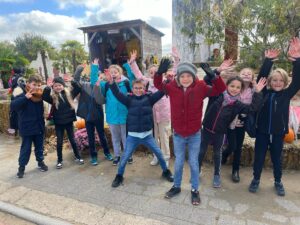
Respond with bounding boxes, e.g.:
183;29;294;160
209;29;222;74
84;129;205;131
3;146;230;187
0;100;11;133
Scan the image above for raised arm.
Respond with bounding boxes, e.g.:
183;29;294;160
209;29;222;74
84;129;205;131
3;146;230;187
42;86;53;104
154;58;172;92
128;50;151;83
256;49;280;82
74;65;84;83
148;91;165;106
205;75;226;97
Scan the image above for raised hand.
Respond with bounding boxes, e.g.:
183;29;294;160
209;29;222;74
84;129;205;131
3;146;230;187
129;50;137;64
46;77;53;86
217;59;233;73
157;57;171;75
25;89;33;99
288;37;300;61
265;49;280;60
104;69;113;84
63;74;72;82
253;77;267;92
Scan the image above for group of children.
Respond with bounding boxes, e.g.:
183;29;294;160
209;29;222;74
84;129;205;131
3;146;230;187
11;37;300;206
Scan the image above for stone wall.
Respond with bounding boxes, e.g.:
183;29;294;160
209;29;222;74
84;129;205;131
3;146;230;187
142;27;162;59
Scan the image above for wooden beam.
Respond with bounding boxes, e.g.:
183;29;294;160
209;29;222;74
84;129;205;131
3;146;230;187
129;27;142;41
88;32;97;46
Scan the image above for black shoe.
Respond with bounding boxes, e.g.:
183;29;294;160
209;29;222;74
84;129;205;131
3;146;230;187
191;189;201;205
232;170;240;183
274;182;285;196
127;157;133;164
38;161;48;172
248;179;260;193
165;186;181;199
162;169;174;182
112;174;123;188
17;166;25;178
112;156;120;166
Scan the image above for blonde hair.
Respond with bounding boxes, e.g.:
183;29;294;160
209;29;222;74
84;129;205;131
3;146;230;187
51;87;75;110
267;68;289;89
109;64;123;74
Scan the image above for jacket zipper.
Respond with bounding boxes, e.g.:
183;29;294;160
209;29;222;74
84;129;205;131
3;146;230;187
212;105;223;132
268;93;275;134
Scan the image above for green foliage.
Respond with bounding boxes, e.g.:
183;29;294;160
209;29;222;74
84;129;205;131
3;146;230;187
178;0;300;70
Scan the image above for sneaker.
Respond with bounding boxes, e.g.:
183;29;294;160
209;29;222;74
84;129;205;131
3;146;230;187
112;174;123;188
112;156;120;166
162;169;174;182
56;162;63;169
105;153;113;161
75;158;84;165
232;170;240;183
213;175;221;188
17;166;25;178
248;179;260;193
191;189;201;205
274;182;285;196
38;161;48;172
165;186;181;199
165;160;169;168
90;157;98;166
150;156;158;166
127;157;133;164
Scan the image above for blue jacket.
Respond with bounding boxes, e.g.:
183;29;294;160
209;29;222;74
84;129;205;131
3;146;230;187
101;79;130;125
110;82;164;132
10;87;45;136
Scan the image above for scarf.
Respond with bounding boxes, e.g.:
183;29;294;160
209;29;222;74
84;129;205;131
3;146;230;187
222;90;240;107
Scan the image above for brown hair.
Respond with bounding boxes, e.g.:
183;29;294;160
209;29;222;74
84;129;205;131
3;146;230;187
28;75;42;83
267;68;289;89
132;79;145;87
226;75;245;90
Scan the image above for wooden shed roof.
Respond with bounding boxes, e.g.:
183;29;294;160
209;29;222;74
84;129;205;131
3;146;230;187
78;19;164;37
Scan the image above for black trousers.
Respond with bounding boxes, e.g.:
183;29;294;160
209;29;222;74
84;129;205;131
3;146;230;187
222;127;246;172
55;123;81;163
199;128;225;175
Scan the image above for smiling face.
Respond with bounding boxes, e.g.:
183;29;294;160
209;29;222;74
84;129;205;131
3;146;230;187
132;82;145;96
109;66;122;82
270;72;285;91
52;83;64;93
227;79;242;96
27;81;41;91
178;72;194;88
239;68;254;83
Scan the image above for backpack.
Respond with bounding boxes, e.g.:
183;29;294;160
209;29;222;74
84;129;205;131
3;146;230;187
103;79;131;98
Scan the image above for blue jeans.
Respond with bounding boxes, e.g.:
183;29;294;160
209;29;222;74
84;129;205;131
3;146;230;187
19;134;44;167
117;134;167;176
173;130;201;190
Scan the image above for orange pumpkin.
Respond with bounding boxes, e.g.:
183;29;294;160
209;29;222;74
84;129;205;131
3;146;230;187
283;128;295;143
75;119;85;129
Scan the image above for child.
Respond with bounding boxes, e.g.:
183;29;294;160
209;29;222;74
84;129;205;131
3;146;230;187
154;58;230;205
128;50;172;167
108;75;174;188
249;37;300;196
42;76;84;169
198;76;266;188
11;75;48;178
99;63;132;166
221;49;280;183
74;60;113;165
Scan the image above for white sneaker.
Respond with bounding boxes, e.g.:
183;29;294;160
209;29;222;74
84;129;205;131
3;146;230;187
150;156;159;166
165;160;169;168
75;158;84;165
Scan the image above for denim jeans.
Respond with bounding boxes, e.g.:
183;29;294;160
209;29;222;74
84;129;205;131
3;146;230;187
173;130;201;190
19;133;44;167
86;119;110;158
109;124;127;157
117;134;167;176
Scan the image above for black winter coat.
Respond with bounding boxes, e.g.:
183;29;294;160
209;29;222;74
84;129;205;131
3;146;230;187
256;58;300;135
110;82;164;133
42;81;80;125
202;92;263;134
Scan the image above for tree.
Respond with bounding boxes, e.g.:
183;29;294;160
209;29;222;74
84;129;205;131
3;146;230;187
15;33;54;80
177;0;300;69
61;40;87;73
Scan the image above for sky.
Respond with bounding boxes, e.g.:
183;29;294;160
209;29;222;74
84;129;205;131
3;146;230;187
0;0;172;54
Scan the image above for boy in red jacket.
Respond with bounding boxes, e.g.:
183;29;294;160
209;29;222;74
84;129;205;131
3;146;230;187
154;59;231;205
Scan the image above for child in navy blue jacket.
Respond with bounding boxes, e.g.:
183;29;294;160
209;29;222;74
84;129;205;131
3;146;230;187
11;75;48;178
249;37;300;196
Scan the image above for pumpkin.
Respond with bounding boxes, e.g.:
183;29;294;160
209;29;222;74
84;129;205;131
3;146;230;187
283;128;295;143
75;119;85;129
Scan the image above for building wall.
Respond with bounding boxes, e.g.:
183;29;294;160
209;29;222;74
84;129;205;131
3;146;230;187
141;27;162;60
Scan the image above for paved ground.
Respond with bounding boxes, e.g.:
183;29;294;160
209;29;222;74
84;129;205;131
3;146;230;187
0;134;300;225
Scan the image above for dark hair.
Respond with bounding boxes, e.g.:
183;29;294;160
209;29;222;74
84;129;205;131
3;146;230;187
226;76;244;90
132;79;145;87
28;75;42;84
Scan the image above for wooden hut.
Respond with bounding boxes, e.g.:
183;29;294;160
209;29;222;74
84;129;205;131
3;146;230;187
78;19;164;69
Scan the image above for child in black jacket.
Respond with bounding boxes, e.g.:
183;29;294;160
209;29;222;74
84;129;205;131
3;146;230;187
249;37;300;196
42;77;84;169
199;76;266;188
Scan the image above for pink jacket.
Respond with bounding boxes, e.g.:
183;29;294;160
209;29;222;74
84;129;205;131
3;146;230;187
130;61;170;123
